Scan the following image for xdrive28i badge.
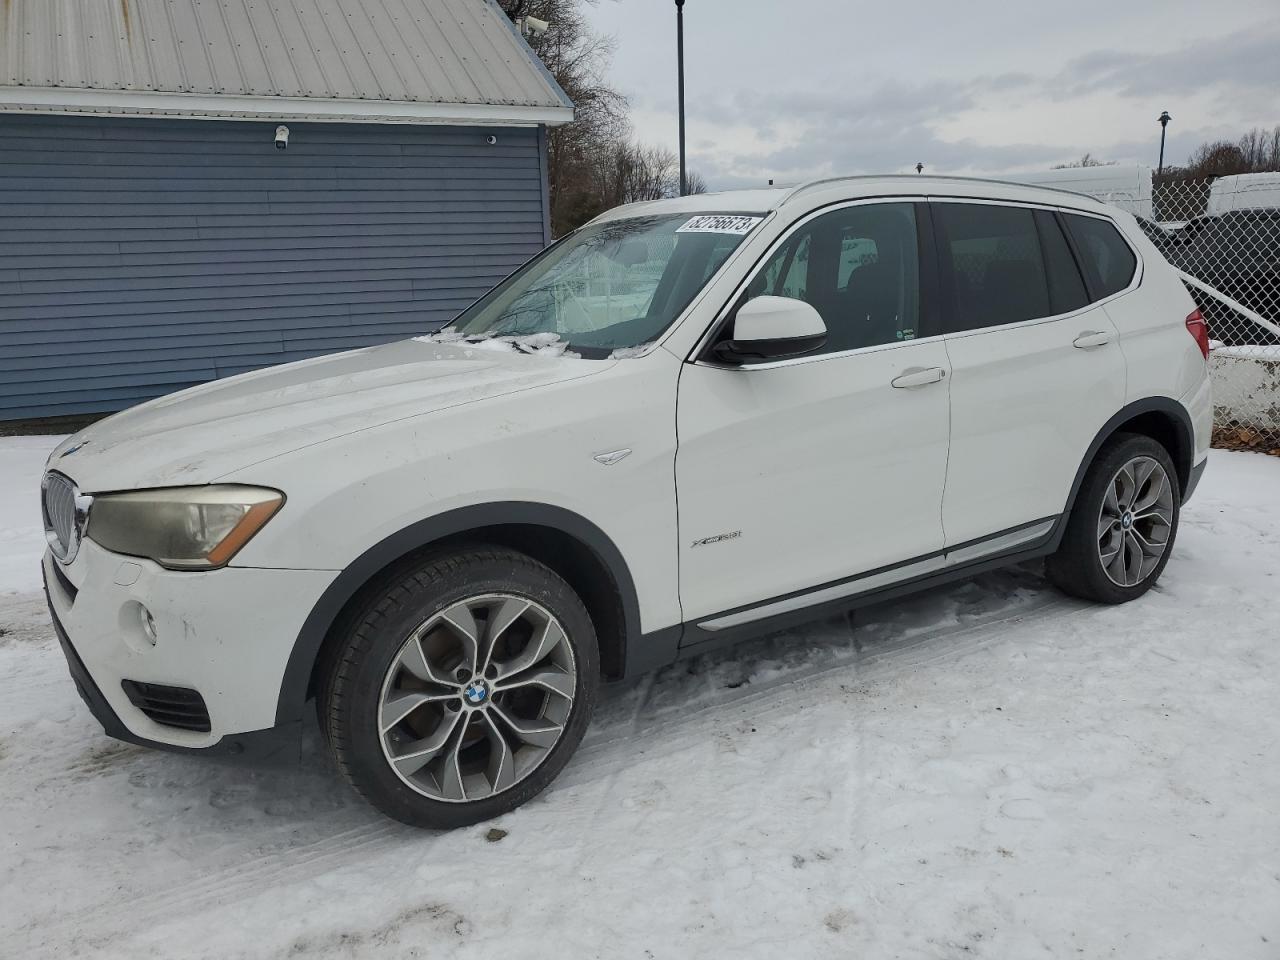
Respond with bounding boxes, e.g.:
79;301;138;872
691;530;741;548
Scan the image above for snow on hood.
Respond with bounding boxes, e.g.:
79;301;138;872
413;329;580;358
47;337;608;492
415;329;660;361
608;342;658;360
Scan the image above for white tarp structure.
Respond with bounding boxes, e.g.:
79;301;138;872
1004;164;1154;219
1206;172;1280;217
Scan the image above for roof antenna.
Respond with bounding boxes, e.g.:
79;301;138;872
916;162;924;174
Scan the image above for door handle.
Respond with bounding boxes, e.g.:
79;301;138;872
1072;330;1115;349
890;366;947;389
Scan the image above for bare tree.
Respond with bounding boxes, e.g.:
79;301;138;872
612;144;676;202
1052;152;1115;169
499;0;629;234
1162;126;1280;184
684;169;709;195
593;144;712;203
1231;125;1280;172
1186;141;1248;177
499;0;716;233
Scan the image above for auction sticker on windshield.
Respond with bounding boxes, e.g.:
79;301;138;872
676;215;764;235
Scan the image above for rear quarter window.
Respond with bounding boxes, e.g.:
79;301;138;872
1064;214;1138;299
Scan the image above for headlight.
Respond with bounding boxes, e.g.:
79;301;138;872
86;486;284;570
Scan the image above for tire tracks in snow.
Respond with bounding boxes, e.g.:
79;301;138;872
561;592;1076;786
20;587;1080;950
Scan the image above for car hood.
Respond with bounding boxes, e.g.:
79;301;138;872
48;338;609;492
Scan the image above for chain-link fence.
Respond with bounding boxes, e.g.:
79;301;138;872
1144;178;1280;454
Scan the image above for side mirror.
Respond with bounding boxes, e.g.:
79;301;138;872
712;296;828;365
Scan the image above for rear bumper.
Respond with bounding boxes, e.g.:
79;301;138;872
1184;457;1207;503
46;582;303;762
1178;373;1211;504
1181;375;1213;465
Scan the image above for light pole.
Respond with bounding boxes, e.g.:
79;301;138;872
1157;110;1171;177
675;0;687;196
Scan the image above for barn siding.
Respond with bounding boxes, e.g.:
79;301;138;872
0;114;549;419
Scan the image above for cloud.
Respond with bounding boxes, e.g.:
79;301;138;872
606;12;1280;191
1053;23;1280;108
681;78;1070;186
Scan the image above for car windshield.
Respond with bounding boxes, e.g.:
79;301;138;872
441;212;763;357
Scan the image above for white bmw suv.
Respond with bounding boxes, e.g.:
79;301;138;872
42;176;1212;828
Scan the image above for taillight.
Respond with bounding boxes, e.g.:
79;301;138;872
1185;309;1210;360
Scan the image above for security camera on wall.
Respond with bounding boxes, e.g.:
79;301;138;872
517;16;549;37
274;125;290;150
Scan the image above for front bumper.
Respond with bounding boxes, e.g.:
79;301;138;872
44;539;337;754
46;588;303;762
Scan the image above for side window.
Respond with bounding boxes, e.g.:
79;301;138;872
745;203;921;353
837;233;879;288
1064;214;1138;299
750;232;810;300
934;203;1052;331
1034;211;1089;315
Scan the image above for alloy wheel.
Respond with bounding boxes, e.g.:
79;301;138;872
1096;456;1175;588
377;594;577;803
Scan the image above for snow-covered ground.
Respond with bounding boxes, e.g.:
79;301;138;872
2;435;1278;959
0;435;61;595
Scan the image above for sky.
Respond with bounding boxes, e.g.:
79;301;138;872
583;0;1280;190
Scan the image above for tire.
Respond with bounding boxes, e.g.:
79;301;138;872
320;547;599;829
1046;433;1182;604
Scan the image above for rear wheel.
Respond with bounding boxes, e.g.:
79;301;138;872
320;547;598;829
1046;434;1181;604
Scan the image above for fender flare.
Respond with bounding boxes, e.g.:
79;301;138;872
273;502;643;726
1059;396;1195;531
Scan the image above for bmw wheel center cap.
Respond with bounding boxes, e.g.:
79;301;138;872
463;679;489;705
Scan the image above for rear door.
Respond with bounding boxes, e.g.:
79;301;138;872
933;199;1128;549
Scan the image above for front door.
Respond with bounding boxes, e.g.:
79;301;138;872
675;201;951;624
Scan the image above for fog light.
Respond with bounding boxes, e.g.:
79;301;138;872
139;606;158;646
119;600;160;654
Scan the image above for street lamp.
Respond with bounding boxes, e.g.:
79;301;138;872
1157;110;1171;176
675;0;687;196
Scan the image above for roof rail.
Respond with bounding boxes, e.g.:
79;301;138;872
781;173;1103;206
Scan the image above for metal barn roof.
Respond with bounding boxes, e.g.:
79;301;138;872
0;0;573;125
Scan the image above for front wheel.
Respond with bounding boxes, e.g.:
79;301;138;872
1046;434;1181;604
320;547;599;829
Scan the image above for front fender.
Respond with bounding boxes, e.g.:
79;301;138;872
272;501;645;726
